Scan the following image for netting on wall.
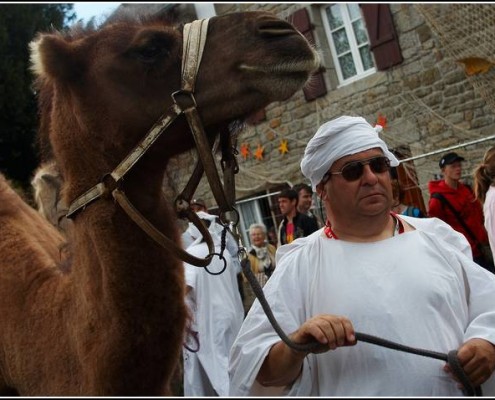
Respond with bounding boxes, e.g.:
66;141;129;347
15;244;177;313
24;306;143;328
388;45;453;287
164;4;495;205
415;3;495;114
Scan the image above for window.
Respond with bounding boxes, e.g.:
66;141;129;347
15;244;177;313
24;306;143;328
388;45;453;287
320;3;376;85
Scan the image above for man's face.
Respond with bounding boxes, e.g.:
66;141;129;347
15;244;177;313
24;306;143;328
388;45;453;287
278;197;296;216
317;148;393;221
442;161;462;181
298;189;313;213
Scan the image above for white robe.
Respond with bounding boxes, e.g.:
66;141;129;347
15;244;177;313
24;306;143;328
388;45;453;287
184;240;244;396
484;185;495;259
229;216;495;396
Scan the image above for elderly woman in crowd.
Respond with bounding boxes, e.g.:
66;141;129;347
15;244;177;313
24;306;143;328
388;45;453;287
242;223;277;315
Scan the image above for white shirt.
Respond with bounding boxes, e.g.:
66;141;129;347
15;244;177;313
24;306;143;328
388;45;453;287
229;216;495;396
484;185;495;258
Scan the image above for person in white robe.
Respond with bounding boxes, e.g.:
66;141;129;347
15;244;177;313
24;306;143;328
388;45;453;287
229;115;495;396
183;211;244;396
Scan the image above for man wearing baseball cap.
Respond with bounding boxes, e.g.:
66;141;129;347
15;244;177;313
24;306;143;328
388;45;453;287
438;152;465;168
428;151;494;272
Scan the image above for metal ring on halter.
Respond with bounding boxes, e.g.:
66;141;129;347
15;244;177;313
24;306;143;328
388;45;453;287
219;207;240;227
183;329;200;353
171;89;197;111
204;252;227;275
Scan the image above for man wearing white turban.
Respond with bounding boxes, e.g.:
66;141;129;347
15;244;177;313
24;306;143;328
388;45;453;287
229;115;495;396
300;115;399;190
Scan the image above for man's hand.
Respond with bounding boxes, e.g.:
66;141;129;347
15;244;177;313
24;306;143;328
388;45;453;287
444;338;495;389
289;314;356;354
257;314;356;387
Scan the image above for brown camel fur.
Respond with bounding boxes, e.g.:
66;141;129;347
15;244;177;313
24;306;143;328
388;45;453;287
0;10;319;396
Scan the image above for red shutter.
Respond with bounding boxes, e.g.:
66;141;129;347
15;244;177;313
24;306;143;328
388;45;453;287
360;4;403;71
288;8;327;101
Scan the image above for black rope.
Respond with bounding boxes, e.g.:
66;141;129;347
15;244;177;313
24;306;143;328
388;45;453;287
240;257;481;396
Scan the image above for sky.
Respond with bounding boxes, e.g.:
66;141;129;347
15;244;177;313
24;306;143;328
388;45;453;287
72;2;122;24
71;3;221;24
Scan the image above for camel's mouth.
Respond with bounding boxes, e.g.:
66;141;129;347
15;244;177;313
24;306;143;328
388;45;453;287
239;56;321;75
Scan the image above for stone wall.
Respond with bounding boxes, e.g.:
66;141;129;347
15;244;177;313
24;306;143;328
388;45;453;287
165;3;495;210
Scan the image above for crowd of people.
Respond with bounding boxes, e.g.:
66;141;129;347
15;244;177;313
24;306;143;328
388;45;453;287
178;115;495;396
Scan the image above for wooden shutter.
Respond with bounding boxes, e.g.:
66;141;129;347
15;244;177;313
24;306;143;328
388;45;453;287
360;4;403;71
288;8;327;101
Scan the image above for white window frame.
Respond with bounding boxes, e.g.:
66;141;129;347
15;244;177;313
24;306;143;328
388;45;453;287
320;3;376;86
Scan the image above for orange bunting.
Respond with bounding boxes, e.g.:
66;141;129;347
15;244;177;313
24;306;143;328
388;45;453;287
254;144;264;160
240;143;250;160
278;139;289;155
457;57;495;76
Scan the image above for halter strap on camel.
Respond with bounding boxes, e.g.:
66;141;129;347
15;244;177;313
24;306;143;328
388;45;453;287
65;18;239;268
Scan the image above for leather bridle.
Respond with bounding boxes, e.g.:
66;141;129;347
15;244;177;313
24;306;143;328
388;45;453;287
66;18;240;268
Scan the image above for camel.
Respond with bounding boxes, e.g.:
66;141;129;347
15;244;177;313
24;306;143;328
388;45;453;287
0;10;319;396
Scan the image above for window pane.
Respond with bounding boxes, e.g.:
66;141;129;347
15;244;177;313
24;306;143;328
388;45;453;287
360;45;375;70
339;53;357;79
332;28;350;54
326;4;343;30
353;19;368;46
321;3;376;84
347;3;361;21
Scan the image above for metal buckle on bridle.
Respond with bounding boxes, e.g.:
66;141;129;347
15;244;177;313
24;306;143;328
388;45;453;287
171;89;197;112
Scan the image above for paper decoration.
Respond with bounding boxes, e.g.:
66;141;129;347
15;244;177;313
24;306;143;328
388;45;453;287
376;114;387;130
458;57;495;76
240;143;250;160
254;144;264;160
278;139;289;155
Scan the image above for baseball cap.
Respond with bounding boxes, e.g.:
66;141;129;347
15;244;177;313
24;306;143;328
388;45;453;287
191;198;206;208
439;152;465;168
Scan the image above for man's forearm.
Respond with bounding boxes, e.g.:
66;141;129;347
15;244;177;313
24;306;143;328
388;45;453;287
256;341;307;387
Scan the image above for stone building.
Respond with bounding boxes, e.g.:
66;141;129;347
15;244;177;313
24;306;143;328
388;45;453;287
122;3;495;247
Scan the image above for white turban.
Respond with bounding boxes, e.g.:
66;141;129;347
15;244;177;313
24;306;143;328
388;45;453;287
300;116;399;190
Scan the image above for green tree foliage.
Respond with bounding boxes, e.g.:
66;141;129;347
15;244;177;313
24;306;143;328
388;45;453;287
0;3;75;192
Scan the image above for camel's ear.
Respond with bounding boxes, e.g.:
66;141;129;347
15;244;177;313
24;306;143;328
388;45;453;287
30;34;85;82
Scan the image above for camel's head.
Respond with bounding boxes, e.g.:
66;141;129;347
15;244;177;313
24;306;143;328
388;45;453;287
193;11;320;123
29;10;319;185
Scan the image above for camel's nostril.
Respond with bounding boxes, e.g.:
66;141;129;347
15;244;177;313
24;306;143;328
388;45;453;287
256;18;297;37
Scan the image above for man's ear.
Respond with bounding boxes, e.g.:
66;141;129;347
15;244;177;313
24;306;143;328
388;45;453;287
316;183;326;200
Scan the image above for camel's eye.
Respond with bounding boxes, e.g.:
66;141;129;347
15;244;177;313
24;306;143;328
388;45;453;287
128;31;175;64
136;44;167;62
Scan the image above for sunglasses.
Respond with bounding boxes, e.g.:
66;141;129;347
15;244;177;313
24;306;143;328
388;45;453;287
322;156;391;182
